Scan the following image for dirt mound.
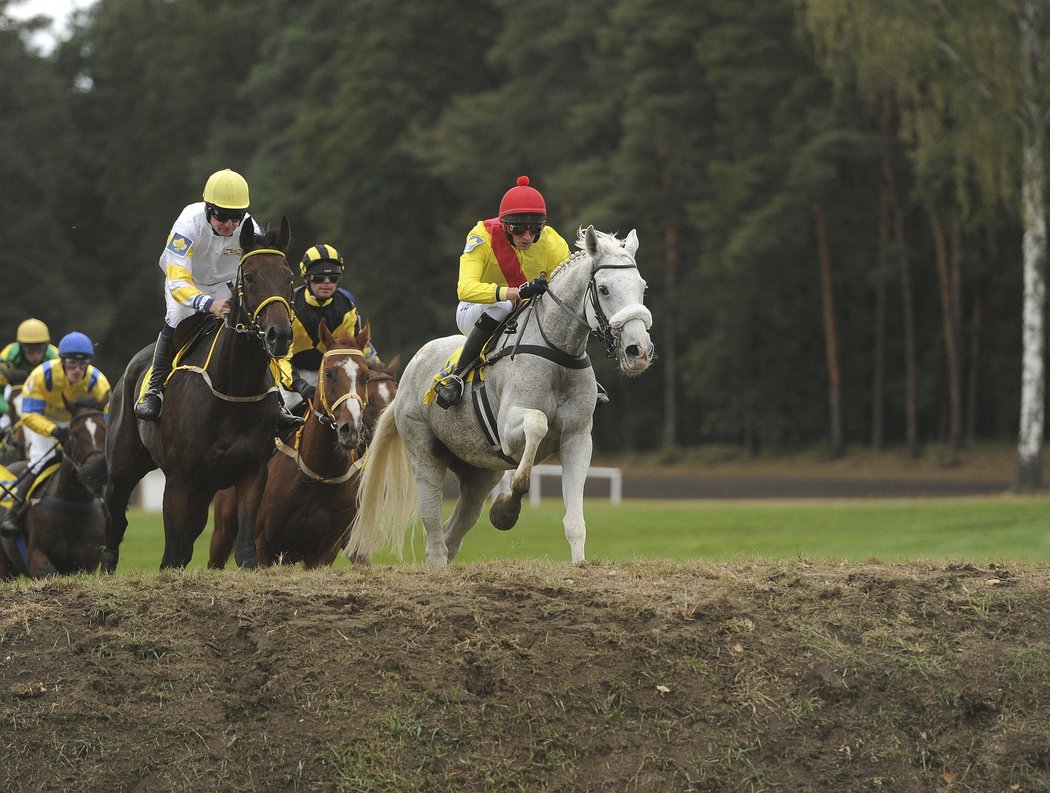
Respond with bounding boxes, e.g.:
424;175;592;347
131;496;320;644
2;560;1048;792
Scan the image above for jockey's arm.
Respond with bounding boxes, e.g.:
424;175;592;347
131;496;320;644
164;259;216;315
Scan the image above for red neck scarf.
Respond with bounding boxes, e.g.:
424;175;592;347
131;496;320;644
483;217;526;288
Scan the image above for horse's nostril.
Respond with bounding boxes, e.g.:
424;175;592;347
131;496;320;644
625;344;640;358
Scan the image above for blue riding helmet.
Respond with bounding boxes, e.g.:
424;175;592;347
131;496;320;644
58;331;94;360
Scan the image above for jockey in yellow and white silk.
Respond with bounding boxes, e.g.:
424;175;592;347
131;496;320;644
20;357;110;475
159;202;264;328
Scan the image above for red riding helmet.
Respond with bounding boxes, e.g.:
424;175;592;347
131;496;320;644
498;175;547;221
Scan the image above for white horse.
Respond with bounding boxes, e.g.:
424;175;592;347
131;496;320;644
345;226;654;565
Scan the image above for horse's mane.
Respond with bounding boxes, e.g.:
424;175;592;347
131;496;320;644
549;227;626;281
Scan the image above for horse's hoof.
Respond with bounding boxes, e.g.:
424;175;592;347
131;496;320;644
489;494;521;531
100;549;118;574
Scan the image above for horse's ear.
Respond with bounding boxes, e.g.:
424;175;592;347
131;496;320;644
584;225;599;258
623;229;639;258
385;354;401;376
99;391;111;409
276;216;292;253
357;322;371;349
318;320;334;349
239;218;256;252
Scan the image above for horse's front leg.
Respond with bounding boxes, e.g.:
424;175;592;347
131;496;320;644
233;464;268;569
489;408;547;531
558;431;593;565
160;479;212;569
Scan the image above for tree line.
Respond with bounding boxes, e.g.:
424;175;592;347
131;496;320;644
2;0;1048;483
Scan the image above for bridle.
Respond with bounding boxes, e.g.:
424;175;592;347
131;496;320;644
225;248;293;342
518;253;648;361
60;408;106;481
311;348;369;430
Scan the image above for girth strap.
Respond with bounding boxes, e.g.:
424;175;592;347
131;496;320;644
471;382;519;467
489;343;591;370
33;496;103;513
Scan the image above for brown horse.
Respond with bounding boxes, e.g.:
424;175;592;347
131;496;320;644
209;323;399;568
100;218;294;571
0;397;109;578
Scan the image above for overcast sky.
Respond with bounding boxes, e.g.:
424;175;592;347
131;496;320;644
6;0;97;51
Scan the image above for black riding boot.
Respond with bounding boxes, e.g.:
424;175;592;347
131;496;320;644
276;397;306;440
436;314;501;409
135;330;175;422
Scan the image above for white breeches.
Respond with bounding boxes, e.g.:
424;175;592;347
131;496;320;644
25;422;67;474
455;301;513;336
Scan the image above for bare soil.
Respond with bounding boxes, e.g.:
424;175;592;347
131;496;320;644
3;560;1049;792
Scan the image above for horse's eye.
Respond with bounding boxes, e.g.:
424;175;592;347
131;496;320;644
243;273;256;285
324;370;334;380
598;285;610;296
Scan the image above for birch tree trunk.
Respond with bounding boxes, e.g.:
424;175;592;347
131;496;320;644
814;200;843;457
1016;3;1047;491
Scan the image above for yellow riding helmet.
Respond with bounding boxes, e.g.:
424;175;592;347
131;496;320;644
17;318;50;344
299;244;345;278
202;169;250;209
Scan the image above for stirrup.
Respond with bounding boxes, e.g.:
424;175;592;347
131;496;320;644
135;390;163;422
435;375;465;409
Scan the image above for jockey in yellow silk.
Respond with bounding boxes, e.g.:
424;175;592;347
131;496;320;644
0;332;110;538
436;175;575;409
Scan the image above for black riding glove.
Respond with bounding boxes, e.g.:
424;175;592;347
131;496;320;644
292;377;316;403
52;426;69;446
518;276;549;300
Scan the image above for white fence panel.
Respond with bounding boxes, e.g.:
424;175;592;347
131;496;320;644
492;464;622;507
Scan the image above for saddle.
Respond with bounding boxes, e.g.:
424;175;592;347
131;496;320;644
422;307;529;406
135;316;223;404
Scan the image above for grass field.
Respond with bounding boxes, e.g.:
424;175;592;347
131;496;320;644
112;494;1050;572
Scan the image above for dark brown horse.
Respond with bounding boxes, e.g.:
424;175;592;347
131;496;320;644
100;218;294;571
0;397;109;578
209;323;399;568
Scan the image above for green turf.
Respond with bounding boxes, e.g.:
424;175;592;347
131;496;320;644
113;495;1050;572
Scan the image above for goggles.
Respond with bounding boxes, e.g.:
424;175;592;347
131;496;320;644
503;221;545;237
210;206;246;224
308;273;340;284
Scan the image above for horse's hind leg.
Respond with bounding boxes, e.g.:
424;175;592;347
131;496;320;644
207;487;238;569
445;467;503;562
490;409;548;531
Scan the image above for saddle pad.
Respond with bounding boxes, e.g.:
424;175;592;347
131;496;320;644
0;462;59;511
0;464;16;510
422;346;485;405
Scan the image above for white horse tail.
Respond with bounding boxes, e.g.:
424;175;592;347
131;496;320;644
345;406;418;561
